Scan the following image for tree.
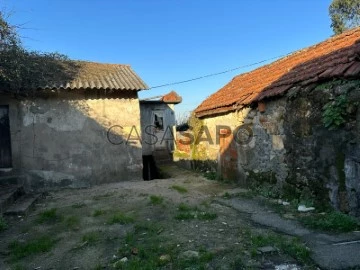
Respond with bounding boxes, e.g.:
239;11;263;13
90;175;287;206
329;0;360;35
0;11;79;94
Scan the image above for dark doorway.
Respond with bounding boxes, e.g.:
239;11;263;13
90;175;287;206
0;105;12;168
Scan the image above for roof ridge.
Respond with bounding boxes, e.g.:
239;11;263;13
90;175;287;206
74;60;131;67
195;27;360;117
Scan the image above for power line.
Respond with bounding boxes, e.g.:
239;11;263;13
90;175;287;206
149;52;292;89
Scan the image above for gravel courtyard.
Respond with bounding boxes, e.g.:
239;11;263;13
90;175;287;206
0;166;314;270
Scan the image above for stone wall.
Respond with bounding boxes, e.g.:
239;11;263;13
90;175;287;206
185;79;360;215
1;90;143;191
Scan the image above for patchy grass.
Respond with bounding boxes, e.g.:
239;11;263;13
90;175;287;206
9;236;56;261
237;227;311;264
149;195;164;205
64;215;80;230
115;221;213;269
71;202;86;208
82;231;101;245
92;209;106;217
301;211;360;232
0;216;7;231
36;208;63;224
175;203;217;221
222;192;232;199
203;171;217;180
251;233;310;263
171;185;188;194
107;212;134;225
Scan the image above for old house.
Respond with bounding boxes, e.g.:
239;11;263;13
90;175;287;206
192;29;360;215
0;61;148;192
140;91;182;179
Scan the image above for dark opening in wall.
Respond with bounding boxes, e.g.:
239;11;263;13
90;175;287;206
142;155;159;180
142;155;171;180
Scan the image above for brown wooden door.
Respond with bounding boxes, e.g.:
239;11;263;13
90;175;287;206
0;105;12;168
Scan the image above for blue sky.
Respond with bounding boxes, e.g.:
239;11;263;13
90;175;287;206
5;0;333;117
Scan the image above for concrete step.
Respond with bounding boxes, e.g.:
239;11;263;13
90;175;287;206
0;185;25;213
4;194;41;216
0;174;25;186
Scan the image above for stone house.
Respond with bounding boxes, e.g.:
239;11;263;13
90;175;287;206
0;61;148;192
140;91;182;179
192;29;360;215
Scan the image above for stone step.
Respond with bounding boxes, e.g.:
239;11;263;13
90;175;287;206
4;194;41;216
0;185;25;213
0;174;24;186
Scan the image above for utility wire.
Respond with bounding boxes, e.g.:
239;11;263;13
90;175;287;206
149;52;293;89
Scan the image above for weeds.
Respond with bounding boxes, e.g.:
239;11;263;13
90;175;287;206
9;236;56;261
171;185;188;194
149;195;164;205
203;171;217;180
107;212;134;225
115;221;214;269
0;216;7;231
82;231;100;245
175;203;217;221
64;216;80;230
93;209;106;217
36;208;62;224
246;231;311;264
301;211;360;232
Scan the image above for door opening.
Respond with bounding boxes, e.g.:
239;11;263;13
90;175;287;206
0;105;12;168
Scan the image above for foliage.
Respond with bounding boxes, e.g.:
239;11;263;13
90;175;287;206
107;211;134;225
36;208;63;224
0;11;79;94
0;216;7;231
171;185;188;194
175;203;217;220
329;0;360;34
149;195;164;205
322;94;349;129
9;236;56;261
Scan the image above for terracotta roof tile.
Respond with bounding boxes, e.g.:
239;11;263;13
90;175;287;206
161;91;182;104
195;28;360;117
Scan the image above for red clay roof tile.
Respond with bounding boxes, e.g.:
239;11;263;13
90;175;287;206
195;28;360;117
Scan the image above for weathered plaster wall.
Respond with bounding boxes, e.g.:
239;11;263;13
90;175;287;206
140;102;176;155
1;91;143;191
187;80;360;215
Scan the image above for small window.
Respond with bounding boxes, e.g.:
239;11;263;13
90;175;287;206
154;111;164;131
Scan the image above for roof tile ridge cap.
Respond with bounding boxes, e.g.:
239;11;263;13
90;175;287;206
74;60;131;67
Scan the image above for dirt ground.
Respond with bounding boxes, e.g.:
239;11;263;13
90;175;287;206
0;166;313;270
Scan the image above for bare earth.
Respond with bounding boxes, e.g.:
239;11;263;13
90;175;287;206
0;166;314;270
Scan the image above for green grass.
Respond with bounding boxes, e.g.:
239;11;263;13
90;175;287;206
36;208;63;224
203;171;217;180
301;211;360;232
171;185;188;194
92;209;106;217
115;221;213;269
107;212;134;225
149;195;164;205
0;216;7;231
222;192;231;199
64;215;80;230
82;231;100;245
9;236;56;261
175;203;217;221
244;230;311;264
